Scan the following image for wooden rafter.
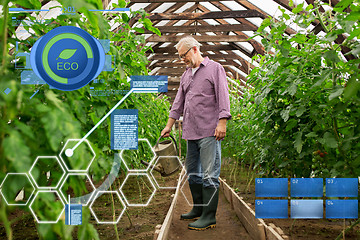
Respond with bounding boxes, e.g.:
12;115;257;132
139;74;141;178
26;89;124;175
233;0;297;35
145;10;264;21
151;2;190;25
149;3;199;52
195;19;254;58
143;23;258;34
199;3;264;55
152;44;240;53
147;35;249;42
131;0;234;2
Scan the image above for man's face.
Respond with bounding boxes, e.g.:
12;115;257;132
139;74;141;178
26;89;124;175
178;45;195;68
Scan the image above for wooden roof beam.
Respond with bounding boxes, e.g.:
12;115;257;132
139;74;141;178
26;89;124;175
143;23;258;34
153;44;239;54
232;0;296;35
147;35;249;42
131;0;235;2
145;10;264;21
197;4;264;55
194;19;254;58
150;53;245;61
149;4;199;52
152;2;190;25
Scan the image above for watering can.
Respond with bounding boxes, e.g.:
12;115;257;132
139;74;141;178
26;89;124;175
141;134;180;177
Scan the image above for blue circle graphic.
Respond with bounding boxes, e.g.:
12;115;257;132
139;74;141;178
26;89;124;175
48;39;88;79
30;26;105;91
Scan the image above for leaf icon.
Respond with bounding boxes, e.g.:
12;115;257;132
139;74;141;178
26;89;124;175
56;49;77;60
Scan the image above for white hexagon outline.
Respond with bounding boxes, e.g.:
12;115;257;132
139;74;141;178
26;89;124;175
29;156;66;189
119;172;156;207
180;173;217;207
119;138;156;172
59;139;96;172
29;190;65;224
89;190;127;224
0;173;35;206
149;156;185;189
59;173;96;206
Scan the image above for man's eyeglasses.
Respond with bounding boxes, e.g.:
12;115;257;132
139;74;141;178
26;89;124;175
179;47;193;60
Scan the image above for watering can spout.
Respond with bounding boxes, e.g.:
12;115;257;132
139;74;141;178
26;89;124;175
141;160;163;174
141;134;180;177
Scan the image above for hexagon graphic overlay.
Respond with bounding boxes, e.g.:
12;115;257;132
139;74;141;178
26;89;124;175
89;191;126;224
59;139;95;172
29;190;65;224
120;139;156;172
59;173;95;206
119;173;156;207
0;173;35;206
29;156;66;189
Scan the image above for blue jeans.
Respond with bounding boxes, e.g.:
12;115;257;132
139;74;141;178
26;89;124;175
185;136;221;188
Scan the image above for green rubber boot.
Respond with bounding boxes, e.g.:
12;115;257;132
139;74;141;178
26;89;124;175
180;184;203;220
188;187;219;230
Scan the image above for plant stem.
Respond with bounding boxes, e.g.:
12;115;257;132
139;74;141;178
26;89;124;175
137;177;143;206
335;218;360;240
109;185;120;240
140;176;153;192
125;210;133;228
290;219;296;235
234;160;238;186
244;171;254;193
0;201;12;240
1;0;10;74
118;179;132;228
315;1;329;34
343;219;345;240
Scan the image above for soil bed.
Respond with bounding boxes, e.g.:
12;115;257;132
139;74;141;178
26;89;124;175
167;179;251;240
0;172;178;240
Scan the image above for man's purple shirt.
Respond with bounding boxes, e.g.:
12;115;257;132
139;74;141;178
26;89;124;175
169;57;231;140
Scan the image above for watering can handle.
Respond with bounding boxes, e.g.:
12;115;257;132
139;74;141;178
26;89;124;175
156;134;179;155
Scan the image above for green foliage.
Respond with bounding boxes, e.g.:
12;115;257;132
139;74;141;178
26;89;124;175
0;0;167;239
223;0;360;178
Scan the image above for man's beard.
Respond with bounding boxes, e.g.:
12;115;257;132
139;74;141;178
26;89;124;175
186;59;195;68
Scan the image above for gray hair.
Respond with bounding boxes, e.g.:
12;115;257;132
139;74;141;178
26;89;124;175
175;35;201;51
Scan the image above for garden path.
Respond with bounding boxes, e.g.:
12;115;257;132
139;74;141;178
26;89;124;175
167;184;251;240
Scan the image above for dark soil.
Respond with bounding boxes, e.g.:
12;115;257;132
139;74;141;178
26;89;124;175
0;172;179;240
220;158;360;240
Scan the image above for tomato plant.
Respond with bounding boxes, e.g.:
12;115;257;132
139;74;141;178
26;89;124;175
0;0;167;239
223;0;360;179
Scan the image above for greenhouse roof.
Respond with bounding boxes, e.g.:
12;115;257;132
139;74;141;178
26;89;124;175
11;0;355;100
117;0;351;99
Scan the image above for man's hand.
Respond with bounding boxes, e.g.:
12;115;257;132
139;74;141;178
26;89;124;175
161;126;172;137
214;119;227;141
161;118;176;137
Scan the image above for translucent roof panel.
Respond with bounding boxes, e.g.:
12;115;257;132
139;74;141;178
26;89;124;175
152;3;176;13
220;1;247;11
200;2;222;11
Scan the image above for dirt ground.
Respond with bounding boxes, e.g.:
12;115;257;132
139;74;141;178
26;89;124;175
167;182;252;240
0;172;178;240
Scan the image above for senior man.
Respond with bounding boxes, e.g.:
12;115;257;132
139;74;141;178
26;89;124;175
161;36;231;230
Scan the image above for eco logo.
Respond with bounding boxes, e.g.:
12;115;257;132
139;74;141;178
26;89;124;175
30;26;105;91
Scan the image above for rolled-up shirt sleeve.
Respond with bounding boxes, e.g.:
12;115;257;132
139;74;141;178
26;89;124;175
169;79;185;120
213;64;232;120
